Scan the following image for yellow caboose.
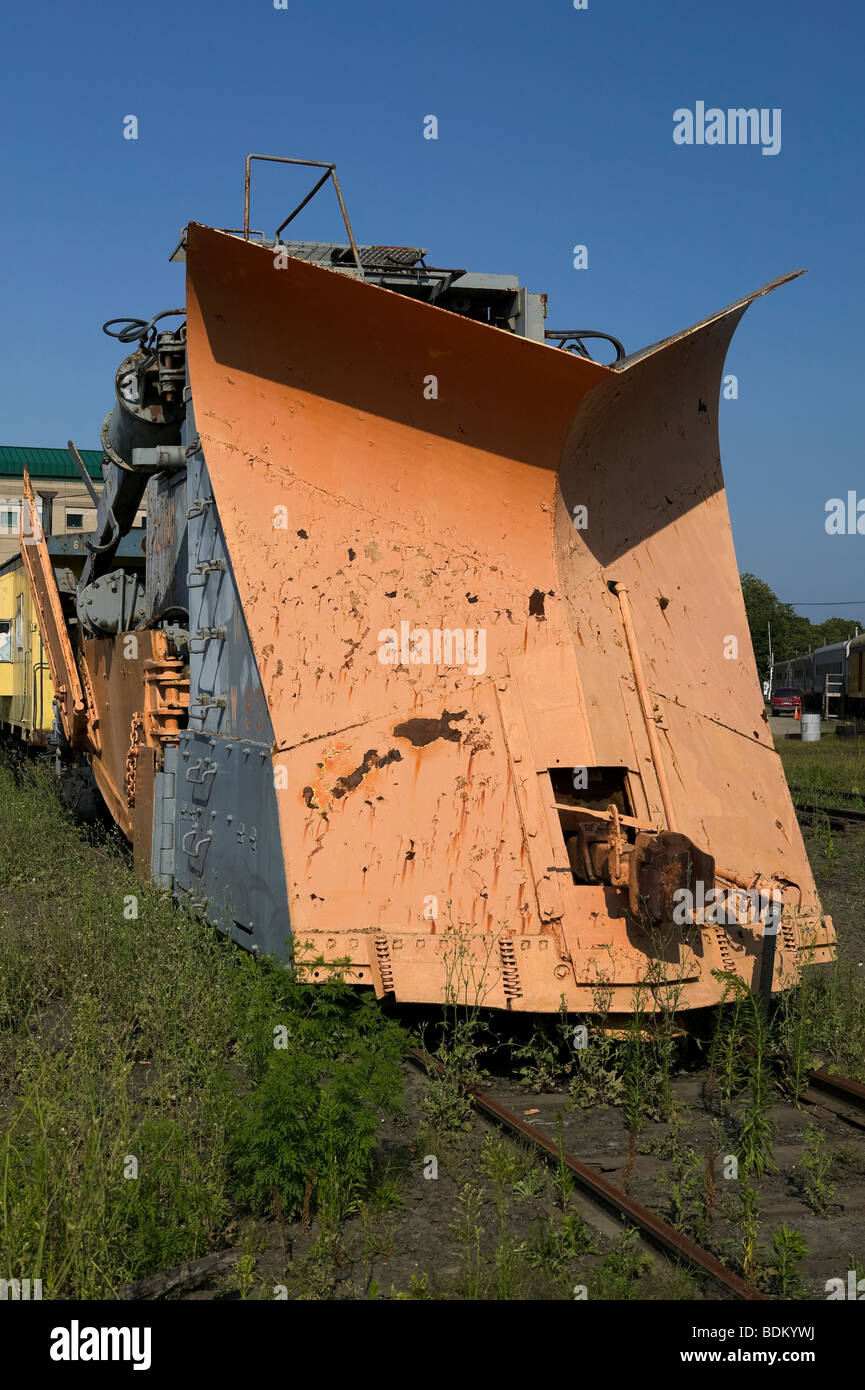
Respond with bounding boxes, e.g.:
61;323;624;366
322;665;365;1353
0;555;55;743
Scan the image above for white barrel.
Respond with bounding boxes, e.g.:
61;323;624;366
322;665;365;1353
801;713;821;742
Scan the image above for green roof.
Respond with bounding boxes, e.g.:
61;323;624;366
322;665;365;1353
0;446;103;480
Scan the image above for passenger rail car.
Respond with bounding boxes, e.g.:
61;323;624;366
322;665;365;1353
774;637;865;716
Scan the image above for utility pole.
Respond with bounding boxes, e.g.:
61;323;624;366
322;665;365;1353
767;621;774;699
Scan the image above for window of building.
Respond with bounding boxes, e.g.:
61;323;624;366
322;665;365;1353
1;507;19;532
0;620;10;663
64;507;97;534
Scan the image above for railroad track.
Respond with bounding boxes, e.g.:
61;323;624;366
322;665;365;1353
409;1049;865;1302
793;786;865;803
409;1047;765;1300
805;1067;865;1130
793;797;865;829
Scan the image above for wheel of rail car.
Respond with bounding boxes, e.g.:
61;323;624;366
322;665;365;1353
59;769;103;824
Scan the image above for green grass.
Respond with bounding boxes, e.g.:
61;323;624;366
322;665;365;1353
0;758;406;1298
776;731;865;809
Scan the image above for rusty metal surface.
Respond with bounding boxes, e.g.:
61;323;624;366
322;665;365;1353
133;745;156;880
409;1049;766;1300
83;630;174;839
184;223;833;1011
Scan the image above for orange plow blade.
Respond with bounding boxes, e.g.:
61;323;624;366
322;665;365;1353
185;224;833;1013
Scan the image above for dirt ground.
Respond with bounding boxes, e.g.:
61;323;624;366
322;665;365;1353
185;1064;699;1302
175;1054;865;1302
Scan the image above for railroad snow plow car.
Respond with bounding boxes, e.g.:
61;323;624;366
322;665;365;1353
17;158;835;1016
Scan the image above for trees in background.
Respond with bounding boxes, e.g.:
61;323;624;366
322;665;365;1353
740;574;860;681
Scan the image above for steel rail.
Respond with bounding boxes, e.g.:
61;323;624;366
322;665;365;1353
408;1048;766;1301
793;799;865;825
808;1068;865;1109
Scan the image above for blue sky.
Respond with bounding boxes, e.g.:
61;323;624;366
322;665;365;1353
1;0;862;621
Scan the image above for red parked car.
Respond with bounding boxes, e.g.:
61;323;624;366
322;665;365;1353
771;687;803;717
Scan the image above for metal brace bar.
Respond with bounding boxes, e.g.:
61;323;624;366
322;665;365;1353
243;153;362;274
